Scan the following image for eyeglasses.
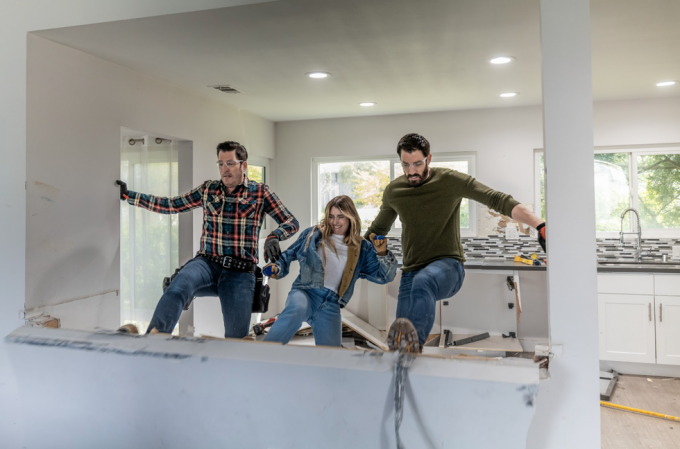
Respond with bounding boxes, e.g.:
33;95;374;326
401;158;427;170
216;160;243;169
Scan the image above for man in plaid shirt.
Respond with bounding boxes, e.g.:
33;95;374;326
115;141;299;338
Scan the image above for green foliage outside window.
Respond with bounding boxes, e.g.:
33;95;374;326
247;165;264;184
638;154;680;229
539;151;680;231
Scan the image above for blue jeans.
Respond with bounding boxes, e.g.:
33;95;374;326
146;256;255;338
263;288;342;347
397;258;465;345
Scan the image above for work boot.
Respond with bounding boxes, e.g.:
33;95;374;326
387;318;421;353
116;324;139;334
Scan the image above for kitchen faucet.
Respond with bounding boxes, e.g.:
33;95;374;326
620;208;642;261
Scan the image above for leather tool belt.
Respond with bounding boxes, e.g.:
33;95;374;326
200;254;255;273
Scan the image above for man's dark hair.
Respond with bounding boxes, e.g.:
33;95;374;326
397;133;430;158
216;141;248;161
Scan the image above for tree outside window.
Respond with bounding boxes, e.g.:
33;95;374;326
537;149;680;233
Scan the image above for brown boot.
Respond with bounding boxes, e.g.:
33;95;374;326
116;324;139;334
387;318;421;353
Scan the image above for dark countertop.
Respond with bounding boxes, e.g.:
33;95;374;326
463;260;546;271
596;263;680;274
460;260;680;274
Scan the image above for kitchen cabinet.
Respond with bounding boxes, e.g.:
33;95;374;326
654;295;680;366
598;273;680;366
598;292;656;363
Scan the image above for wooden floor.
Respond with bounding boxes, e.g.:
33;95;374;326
602;374;680;448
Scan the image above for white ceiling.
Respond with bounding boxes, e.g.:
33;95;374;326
35;0;680;122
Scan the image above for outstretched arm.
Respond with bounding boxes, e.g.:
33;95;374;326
461;175;547;251
116;179;204;214
262;185;299;242
265;227;313;279
510;204;543;229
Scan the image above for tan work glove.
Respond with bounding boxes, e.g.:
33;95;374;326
369;233;387;256
263;263;279;279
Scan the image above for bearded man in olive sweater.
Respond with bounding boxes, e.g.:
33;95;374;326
364;133;547;353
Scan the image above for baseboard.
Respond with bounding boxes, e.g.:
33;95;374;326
600;360;680;377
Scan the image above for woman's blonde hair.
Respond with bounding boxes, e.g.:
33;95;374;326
304;195;363;264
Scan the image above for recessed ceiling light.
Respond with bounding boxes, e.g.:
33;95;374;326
500;92;518;97
490;56;514;64
307;72;331;79
656;81;676;87
359;102;376;107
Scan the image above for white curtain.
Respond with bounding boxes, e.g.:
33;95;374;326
120;138;179;332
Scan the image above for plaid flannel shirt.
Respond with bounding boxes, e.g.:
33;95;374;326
127;177;299;263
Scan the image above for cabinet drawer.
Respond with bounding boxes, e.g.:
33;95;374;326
654;275;680;296
598;274;654;295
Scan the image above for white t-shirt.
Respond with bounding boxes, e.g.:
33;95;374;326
317;234;349;293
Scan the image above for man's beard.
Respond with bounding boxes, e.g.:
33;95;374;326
407;166;430;186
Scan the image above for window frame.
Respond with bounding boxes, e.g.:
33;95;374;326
247;155;269;234
312;152;477;237
535;144;680;238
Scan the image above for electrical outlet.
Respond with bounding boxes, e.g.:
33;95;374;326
506;223;519;240
672;246;680;259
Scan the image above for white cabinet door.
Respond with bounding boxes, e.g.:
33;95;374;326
656;296;680;366
598;293;656;363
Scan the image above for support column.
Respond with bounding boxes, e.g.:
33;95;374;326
528;1;600;448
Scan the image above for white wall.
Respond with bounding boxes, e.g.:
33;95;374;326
25;35;275;328
1;3;270;447
6;326;539;449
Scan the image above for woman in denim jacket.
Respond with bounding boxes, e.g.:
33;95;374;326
263;195;398;347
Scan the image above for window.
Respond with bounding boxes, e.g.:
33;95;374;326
313;154;476;236
247;165;265;184
318;160;391;230
535;146;680;236
121;141;179;333
247;164;266;229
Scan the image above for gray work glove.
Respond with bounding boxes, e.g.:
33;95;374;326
264;235;281;262
115;180;129;200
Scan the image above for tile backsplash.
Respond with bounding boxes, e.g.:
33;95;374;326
385;235;680;266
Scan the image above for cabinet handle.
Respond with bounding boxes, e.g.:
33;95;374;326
649;303;651;322
660;303;663;323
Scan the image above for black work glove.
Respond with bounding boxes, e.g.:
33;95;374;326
264;236;281;262
115;180;129;200
536;222;546;252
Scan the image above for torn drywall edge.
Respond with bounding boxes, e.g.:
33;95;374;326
6;326;540;386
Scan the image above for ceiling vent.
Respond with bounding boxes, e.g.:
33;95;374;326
210;85;241;94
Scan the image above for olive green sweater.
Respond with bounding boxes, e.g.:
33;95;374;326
364;167;520;272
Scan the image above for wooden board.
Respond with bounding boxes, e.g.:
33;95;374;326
341;309;389;351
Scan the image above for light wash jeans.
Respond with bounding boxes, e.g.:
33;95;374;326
146;256;255;338
397;258;466;345
264;288;342;347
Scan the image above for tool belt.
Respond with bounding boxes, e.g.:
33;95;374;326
199;254;255;273
162;255;270;314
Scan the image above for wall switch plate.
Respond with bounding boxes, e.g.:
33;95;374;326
673;246;680;259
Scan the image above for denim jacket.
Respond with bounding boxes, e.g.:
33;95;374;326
272;226;398;307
